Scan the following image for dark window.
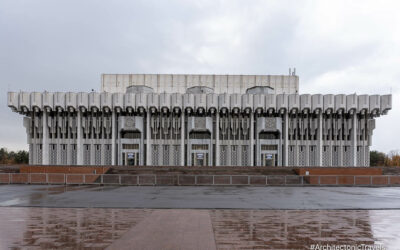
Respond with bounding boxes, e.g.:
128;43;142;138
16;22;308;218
259;132;279;140
121;131;141;139
189;131;211;139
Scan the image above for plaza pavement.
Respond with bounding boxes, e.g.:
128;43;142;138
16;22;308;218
1;185;400;249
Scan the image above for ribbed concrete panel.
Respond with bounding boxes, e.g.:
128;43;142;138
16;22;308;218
112;93;124;111
218;93;229;112
160;93;171;111
288;94;300;113
77;92;88;111
102;74;299;95
8;92;19;111
381;94;392;114
124;93;135;112
300;94;311;113
66;92;77;111
19;92;30;111
369;95;380;114
43;92;54;111
30;92;42;110
206;93;218;112
346;94;357;113
171;93;183;111
88;92;100;111
334;94;346;113
100;92;112;111
277;94;288;113
54;92;66;111
135;93;147;111
183;93;195;111
312;94;323;112
195;93;207;112
253;94;265;113
358;95;369;113
7;74;392;168
323;94;334;113
241;94;253;111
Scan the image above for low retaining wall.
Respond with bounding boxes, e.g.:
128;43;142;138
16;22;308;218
295;167;383;176
1;173;400;186
19;165;110;174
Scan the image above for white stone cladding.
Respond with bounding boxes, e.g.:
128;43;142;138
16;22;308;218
8;74;391;167
101;74;299;94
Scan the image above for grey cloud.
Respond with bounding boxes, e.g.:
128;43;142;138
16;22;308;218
0;0;398;152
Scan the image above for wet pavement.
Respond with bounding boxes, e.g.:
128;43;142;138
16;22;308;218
210;209;400;249
0;207;398;249
1;185;400;209
0;207;151;249
1;185;400;249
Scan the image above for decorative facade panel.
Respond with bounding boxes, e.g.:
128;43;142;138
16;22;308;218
8;73;391;166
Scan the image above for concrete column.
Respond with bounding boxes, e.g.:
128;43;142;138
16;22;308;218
216;112;220;166
362;116;367;166
318;112;323;166
339;117;343;167
111;111;116;165
56;113;61;165
100;141;105;166
329;116;333;167
66;114;72;165
352;113;357;166
329;142;333;167
141;116;145;166
305;117;309;166
294;115;299;166
146;113;151;166
77;110;83;165
256;116;260;166
284;112;289;166
42;111;49;165
90;142;95;166
67;143;71;165
31;114;36;164
118;136;122;165
180;112;185;166
249;112;254;166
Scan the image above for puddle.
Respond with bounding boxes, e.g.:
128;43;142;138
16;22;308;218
0;198;22;206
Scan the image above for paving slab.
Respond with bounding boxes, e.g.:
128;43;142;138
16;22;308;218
0;207;398;249
1;185;400;209
107;210;216;250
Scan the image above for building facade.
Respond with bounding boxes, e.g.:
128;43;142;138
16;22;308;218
7;73;391;167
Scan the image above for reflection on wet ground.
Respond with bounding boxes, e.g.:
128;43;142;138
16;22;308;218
210;210;400;249
35;185;98;196
0;208;399;249
2;185;400;209
0;207;151;249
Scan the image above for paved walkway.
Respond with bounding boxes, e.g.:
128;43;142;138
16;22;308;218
1;185;400;209
1;185;400;249
0;207;398;249
107;210;216;250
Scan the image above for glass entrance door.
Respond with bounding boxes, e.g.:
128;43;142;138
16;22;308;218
260;143;279;166
124;152;139;166
261;153;277;166
192;152;208;166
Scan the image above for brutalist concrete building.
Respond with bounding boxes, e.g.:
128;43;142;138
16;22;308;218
7;73;392;167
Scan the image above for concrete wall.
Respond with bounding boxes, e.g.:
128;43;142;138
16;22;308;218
101;74;299;94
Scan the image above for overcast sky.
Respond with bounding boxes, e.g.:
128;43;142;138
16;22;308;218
0;0;399;152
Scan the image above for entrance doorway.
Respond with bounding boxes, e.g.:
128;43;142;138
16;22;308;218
124;152;139;166
191;152;208;166
260;143;279;166
261;153;277;166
